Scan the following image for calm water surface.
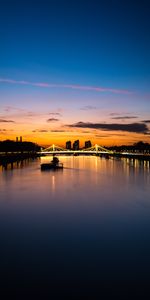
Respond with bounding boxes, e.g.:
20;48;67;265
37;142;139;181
0;156;150;296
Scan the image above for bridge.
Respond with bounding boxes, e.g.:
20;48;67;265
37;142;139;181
38;144;150;161
39;144;113;155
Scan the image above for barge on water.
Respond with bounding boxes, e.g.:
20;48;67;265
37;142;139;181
41;156;63;171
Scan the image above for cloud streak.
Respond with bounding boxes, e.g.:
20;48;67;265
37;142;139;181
47;118;59;122
50;130;66;132
80;105;97;110
111;116;138;120
141;120;150;123
0;119;15;123
49;112;62;116
32;129;48;133
67;121;148;133
0;78;133;95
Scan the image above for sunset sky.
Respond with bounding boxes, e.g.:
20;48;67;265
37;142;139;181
0;0;150;147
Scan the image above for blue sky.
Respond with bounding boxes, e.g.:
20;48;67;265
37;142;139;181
0;0;150;146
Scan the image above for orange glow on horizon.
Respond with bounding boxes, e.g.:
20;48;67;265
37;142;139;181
0;129;150;148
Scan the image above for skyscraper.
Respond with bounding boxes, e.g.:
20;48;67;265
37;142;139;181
85;140;92;148
66;141;71;150
73;140;79;150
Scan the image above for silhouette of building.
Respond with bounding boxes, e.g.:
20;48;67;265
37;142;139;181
16;137;18;142
85;140;92;148
20;136;22;142
73;140;79;150
66;141;71;150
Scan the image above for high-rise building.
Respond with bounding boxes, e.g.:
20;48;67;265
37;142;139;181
66;140;71;150
20;136;22;142
73;140;79;150
16;137;18;142
85;140;92;148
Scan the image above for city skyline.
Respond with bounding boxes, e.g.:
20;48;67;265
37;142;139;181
0;1;150;147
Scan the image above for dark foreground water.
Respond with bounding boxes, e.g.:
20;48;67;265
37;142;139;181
0;156;150;297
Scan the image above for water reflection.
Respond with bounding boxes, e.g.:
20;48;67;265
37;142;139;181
52;174;56;192
0;156;150;294
0;157;37;171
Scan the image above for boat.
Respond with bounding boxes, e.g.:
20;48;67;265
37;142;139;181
41;156;63;171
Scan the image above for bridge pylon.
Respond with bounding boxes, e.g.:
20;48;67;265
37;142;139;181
42;144;67;152
83;144;112;153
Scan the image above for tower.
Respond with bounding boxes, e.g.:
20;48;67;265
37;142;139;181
73;140;79;150
66;141;71;150
85;140;92;148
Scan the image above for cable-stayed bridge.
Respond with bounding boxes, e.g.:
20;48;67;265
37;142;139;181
40;144;113;155
39;144;150;160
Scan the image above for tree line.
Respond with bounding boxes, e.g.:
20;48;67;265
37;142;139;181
0;140;40;153
107;141;150;153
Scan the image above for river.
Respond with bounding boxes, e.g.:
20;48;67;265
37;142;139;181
0;156;150;296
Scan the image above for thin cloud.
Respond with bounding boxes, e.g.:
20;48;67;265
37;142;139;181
141;120;150;123
0;129;14;134
0;119;15;123
47;118;59;122
111;116;138;120
4;106;26;113
4;106;17;112
81;130;91;133
49;112;62;116
111;133;127;136
26;112;36;117
109;113;121;116
80;105;97;110
109;112;136;116
32;129;48;133
95;134;111;138
0;78;133;95
50;130;66;132
67;121;148;133
39;129;48;132
3;106;43;118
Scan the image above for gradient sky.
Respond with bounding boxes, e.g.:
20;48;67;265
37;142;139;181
0;0;150;147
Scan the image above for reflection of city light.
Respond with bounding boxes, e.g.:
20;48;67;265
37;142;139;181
52;175;55;191
95;157;98;169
